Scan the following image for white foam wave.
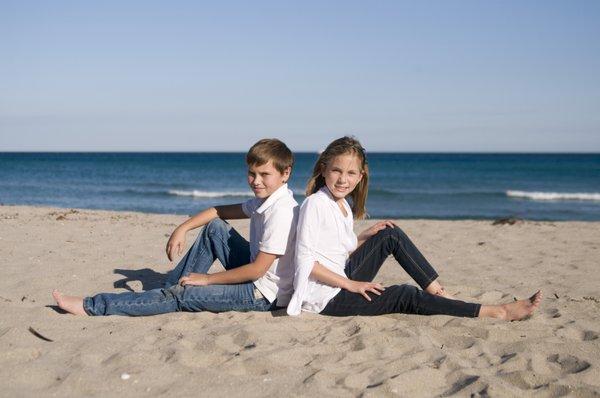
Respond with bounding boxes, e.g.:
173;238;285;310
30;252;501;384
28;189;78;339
506;190;600;201
168;190;254;198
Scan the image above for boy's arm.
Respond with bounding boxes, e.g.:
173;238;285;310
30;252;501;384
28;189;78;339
310;262;385;302
356;220;396;248
166;204;247;261
178;204;247;232
178;251;277;286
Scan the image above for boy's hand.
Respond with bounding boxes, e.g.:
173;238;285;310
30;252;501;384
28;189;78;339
166;228;186;261
345;280;385;301
179;273;211;286
357;220;396;243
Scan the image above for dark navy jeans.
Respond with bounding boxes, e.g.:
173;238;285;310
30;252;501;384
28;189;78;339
321;226;481;318
83;219;275;316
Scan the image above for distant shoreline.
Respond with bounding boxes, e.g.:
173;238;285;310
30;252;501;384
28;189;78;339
3;204;599;223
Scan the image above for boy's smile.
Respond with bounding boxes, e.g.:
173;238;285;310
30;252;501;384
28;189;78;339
247;160;290;199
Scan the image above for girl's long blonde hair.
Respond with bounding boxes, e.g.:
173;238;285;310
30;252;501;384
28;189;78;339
306;136;369;219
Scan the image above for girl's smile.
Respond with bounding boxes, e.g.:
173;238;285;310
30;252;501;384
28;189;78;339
321;153;363;201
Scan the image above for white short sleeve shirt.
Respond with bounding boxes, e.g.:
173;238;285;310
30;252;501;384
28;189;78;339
242;184;298;305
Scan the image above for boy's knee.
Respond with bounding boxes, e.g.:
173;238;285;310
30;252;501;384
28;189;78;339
205;218;229;235
165;284;184;298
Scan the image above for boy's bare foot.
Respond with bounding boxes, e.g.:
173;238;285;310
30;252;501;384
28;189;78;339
480;290;542;321
52;290;88;316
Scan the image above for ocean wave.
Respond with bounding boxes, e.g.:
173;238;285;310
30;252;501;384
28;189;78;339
506;190;600;201
168;190;254;198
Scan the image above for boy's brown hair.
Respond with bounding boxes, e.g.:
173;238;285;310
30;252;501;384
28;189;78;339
246;139;294;174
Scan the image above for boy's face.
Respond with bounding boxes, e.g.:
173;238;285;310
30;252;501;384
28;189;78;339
247;160;290;199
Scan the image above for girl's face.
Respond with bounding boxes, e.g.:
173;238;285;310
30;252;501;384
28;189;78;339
321;153;363;200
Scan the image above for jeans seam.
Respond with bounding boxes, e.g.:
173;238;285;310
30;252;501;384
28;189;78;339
349;238;386;279
389;234;436;287
182;226;227;278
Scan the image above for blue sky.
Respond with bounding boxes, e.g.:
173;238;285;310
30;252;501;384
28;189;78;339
1;1;599;152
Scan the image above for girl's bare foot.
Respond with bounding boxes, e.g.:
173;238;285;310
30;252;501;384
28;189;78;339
480;290;542;321
425;280;456;300
52;290;88;316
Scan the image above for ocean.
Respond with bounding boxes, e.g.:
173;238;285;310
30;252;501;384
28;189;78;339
1;153;599;221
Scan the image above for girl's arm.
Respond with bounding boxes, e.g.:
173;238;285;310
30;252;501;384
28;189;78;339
178;251;277;286
310;262;385;301
166;204;247;261
356;220;396;248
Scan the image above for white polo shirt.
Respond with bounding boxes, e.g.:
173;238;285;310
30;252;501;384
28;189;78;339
242;183;298;305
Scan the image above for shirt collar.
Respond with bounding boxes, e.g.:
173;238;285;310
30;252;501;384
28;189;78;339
319;186;351;218
256;183;291;214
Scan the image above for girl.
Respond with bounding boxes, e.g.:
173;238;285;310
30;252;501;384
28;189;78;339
287;136;541;320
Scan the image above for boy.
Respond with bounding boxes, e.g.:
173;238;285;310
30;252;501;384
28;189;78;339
53;139;298;316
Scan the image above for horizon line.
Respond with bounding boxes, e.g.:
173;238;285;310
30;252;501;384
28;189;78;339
1;150;599;155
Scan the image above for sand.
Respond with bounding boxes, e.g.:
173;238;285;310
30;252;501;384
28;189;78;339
0;204;599;397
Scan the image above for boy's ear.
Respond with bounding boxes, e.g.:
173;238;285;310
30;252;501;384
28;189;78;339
282;166;291;182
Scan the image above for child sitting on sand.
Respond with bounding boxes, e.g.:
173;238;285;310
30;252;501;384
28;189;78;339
54;139;298;316
287;136;542;320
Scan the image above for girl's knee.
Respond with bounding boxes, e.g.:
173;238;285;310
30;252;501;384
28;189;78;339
390;284;422;313
377;225;406;241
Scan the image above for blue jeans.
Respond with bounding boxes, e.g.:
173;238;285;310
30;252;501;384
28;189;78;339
83;219;275;316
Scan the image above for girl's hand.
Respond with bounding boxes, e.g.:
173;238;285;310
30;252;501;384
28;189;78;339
166;228;186;261
357;220;396;242
179;273;211;286
345;280;385;301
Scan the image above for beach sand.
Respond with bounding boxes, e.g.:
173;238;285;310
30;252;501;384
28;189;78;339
1;205;599;397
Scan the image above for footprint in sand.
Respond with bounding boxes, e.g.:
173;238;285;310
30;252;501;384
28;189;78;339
439;335;478;350
547;354;591;375
499;352;517;364
442;374;487;397
546;308;562;319
555;325;599;342
345;335;366;352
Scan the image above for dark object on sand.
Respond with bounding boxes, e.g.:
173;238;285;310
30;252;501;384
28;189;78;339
28;326;53;342
492;217;522;226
